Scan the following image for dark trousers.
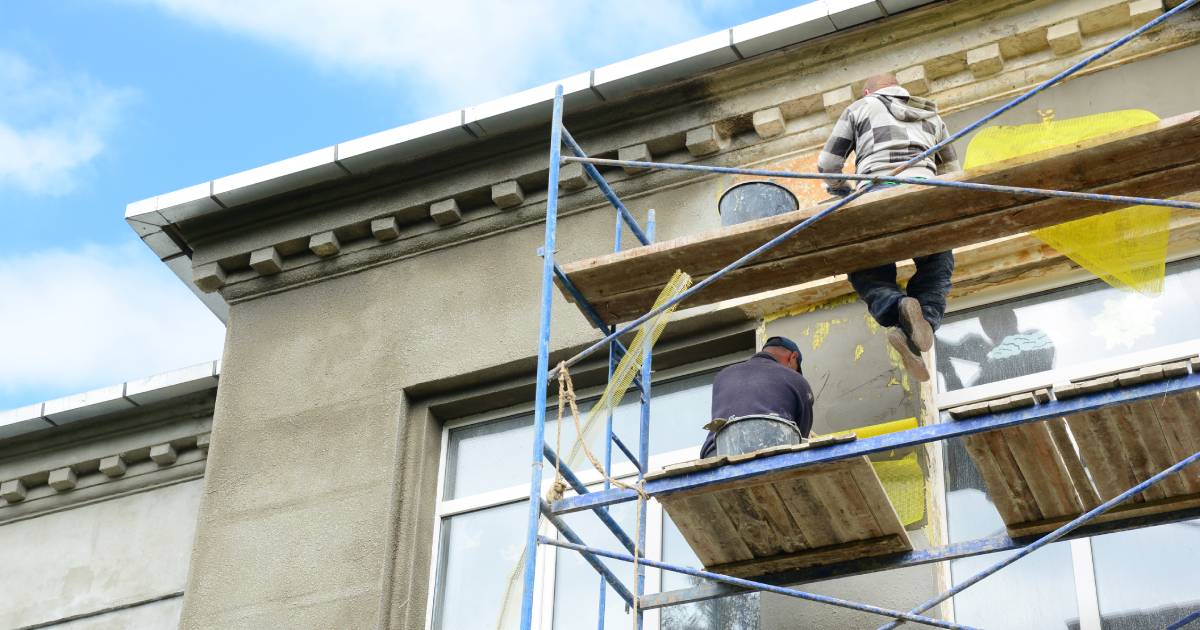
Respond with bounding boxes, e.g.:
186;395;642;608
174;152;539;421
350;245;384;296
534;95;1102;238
848;251;955;330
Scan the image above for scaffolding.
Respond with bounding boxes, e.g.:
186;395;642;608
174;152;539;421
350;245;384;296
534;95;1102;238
517;2;1200;628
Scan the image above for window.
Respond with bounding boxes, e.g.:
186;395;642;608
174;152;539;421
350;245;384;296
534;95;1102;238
935;257;1200;401
936;256;1200;629
428;365;760;630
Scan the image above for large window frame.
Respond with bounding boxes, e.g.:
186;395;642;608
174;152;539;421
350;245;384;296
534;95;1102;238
424;352;750;630
935;253;1200;630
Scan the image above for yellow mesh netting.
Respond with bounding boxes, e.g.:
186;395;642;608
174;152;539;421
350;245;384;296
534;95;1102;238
843;417;926;527
565;270;694;469
963;109;1170;295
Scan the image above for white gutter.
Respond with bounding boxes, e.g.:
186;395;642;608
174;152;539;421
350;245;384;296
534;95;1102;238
0;361;221;441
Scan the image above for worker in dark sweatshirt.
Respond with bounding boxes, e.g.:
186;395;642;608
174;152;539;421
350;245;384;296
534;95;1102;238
818;73;962;383
701;337;814;458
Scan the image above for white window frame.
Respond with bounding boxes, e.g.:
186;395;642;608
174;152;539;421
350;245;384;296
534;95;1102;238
425;355;746;630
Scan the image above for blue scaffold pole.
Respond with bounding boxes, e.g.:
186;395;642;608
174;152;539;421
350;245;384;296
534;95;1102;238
877;448;1200;629
633;209;657;629
519;84;566;630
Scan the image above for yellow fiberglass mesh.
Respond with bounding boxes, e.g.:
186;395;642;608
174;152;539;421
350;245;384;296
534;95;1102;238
872;452;925;527
963;109;1170;296
565;270;693;470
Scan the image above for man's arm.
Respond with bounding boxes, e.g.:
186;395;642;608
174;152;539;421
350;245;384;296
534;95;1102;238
933;119;962;175
818;108;856;196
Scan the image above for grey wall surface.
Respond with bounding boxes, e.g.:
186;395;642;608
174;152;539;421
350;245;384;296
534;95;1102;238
945;44;1200;160
0;479;202;629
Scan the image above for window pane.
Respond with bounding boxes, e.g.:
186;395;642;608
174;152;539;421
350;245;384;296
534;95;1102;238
431;502;527;630
660;512;759;630
552;501;637;630
944;439;1079;629
1091;520;1200;629
935;258;1200;392
445;372;717;499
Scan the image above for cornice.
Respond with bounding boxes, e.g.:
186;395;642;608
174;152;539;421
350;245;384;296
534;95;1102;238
146;1;1198;307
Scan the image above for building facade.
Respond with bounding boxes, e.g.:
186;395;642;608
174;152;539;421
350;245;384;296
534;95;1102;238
4;0;1200;628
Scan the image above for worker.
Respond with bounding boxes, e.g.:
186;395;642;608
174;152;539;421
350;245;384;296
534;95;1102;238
817;73;962;382
700;336;814;458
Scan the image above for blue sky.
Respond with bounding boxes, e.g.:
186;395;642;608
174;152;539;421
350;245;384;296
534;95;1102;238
0;0;811;409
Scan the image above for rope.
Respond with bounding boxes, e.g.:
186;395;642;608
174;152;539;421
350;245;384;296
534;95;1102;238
554;362;649;629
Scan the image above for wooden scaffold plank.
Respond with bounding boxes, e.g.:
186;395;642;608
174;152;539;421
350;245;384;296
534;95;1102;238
558;113;1200;323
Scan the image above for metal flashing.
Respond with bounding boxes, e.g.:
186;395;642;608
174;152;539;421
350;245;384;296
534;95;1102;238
731;2;837;58
826;0;889;29
124;361;219;406
212;147;346;207
0;404;52;439
336;110;475;175
464;72;597;137
879;0;937;13
157;182;223;223
42;384;134;425
591;31;740;100
141;230;184;260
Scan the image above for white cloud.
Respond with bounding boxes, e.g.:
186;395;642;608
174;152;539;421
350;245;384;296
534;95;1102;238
135;0;733;112
0;242;225;401
0;51;135;195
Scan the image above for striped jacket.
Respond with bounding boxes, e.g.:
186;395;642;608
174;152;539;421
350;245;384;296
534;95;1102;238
817;85;961;195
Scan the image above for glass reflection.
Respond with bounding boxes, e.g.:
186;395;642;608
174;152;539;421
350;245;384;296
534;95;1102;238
432;502;528;630
1091;520;1200;630
935;258;1200;393
553;501;637;630
660;512;759;629
945;439;1079;629
445;372;716;499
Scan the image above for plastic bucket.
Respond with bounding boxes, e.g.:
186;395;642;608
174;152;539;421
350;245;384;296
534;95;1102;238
717;181;799;227
714;415;803;456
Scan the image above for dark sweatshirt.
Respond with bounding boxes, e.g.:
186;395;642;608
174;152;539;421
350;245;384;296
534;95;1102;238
700;353;816;458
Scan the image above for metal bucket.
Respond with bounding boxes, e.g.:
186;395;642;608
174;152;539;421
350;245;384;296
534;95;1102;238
714;415;803;456
717;181;799;227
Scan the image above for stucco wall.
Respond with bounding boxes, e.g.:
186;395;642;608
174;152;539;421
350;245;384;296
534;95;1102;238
0;479;202;629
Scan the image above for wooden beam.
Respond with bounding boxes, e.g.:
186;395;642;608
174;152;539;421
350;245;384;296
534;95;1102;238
560;112;1200;323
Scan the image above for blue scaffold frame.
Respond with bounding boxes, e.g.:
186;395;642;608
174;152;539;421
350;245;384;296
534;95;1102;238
516;2;1200;629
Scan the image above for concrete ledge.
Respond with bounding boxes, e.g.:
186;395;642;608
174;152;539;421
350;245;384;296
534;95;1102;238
731;2;835;58
193;262;227;293
0;404;52;440
430;199;463;226
125;362;219;406
1;479;26;503
685;124;731;157
150;444;178;466
1129;0;1163;27
559;162;589;191
371;217;401;241
617;144;652;173
309;232;341;257
250;247;284;275
967;43;1005;78
213;147;347;208
100;455;128;478
752;108;787;139
897;65;930;95
1047;19;1083;55
48;467;77;491
822;86;854;119
491;181;525;209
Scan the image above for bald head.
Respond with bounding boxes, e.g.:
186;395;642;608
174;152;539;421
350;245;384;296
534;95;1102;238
863;73;899;96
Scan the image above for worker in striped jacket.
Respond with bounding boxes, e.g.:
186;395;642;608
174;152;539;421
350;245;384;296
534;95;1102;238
817;73;962;383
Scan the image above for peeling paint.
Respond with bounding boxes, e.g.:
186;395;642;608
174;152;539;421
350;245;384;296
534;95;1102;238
864;312;882;335
854;344;865;362
810;317;848;350
763;293;857;323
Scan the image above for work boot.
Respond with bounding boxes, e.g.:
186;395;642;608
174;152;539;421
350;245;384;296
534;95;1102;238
898;297;934;352
888;327;931;382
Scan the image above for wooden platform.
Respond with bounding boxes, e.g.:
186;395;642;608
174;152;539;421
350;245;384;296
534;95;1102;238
955;363;1200;536
653;439;912;578
558;112;1200;324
